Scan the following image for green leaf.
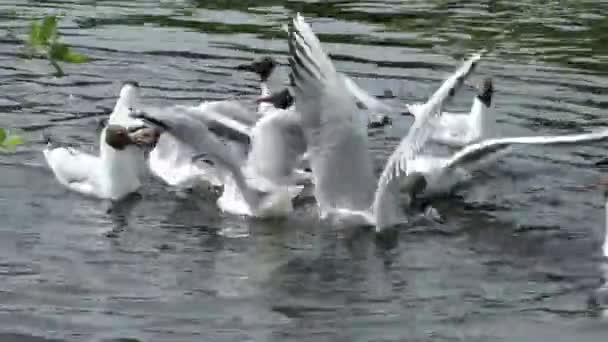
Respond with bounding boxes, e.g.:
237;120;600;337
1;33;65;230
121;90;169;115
28;16;58;47
4;135;24;147
48;42;69;60
63;49;89;63
28;21;43;46
0;128;6;144
39;15;58;44
49;43;89;64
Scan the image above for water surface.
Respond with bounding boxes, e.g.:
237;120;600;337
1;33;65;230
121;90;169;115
1;0;608;341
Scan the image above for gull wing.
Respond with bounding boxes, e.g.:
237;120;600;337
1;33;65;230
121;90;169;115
289;13;376;212
443;129;608;170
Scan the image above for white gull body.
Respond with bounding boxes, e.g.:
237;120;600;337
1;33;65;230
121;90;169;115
43;82;150;201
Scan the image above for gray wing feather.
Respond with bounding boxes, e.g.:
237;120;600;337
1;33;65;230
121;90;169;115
289;13;377;212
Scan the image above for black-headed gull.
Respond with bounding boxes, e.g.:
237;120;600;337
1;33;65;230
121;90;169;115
44;82;160;202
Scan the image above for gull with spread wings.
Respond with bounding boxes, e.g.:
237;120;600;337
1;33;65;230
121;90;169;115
288;13;480;230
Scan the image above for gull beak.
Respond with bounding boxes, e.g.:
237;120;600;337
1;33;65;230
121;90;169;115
255;95;274;103
236;62;256;72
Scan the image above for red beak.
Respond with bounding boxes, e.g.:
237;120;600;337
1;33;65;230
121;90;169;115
255;95;273;103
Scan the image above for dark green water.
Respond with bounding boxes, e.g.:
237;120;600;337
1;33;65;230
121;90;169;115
1;1;608;341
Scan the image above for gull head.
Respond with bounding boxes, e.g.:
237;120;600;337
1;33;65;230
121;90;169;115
236;56;277;82
401;172;428;201
105;124;136;150
477;77;493;108
256;88;294;110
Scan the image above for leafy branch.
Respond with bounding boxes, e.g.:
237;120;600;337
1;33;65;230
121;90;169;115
0;128;23;153
26;15;89;77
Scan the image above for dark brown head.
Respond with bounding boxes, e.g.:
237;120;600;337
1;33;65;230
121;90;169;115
403;172;427;200
105;125;133;150
256;88;294;109
477;77;493;108
236;56;277;82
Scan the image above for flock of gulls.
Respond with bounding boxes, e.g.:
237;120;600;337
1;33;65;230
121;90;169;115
42;14;608;259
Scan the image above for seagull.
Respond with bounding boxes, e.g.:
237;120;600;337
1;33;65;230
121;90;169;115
44;82;160;202
288;13;480;230
130;106;303;218
407;77;494;147
43;124;155;200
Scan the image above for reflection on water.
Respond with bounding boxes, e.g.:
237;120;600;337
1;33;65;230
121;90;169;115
0;0;608;341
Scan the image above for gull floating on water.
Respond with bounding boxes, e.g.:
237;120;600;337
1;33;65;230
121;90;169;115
288;13;480;230
44;82;159;201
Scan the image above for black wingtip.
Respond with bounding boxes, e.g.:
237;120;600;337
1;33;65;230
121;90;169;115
477;77;493;108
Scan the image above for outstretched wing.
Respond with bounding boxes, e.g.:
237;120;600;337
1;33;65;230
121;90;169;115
131;107;243;172
443;129;608;170
170;101;253;138
289;13;377;212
